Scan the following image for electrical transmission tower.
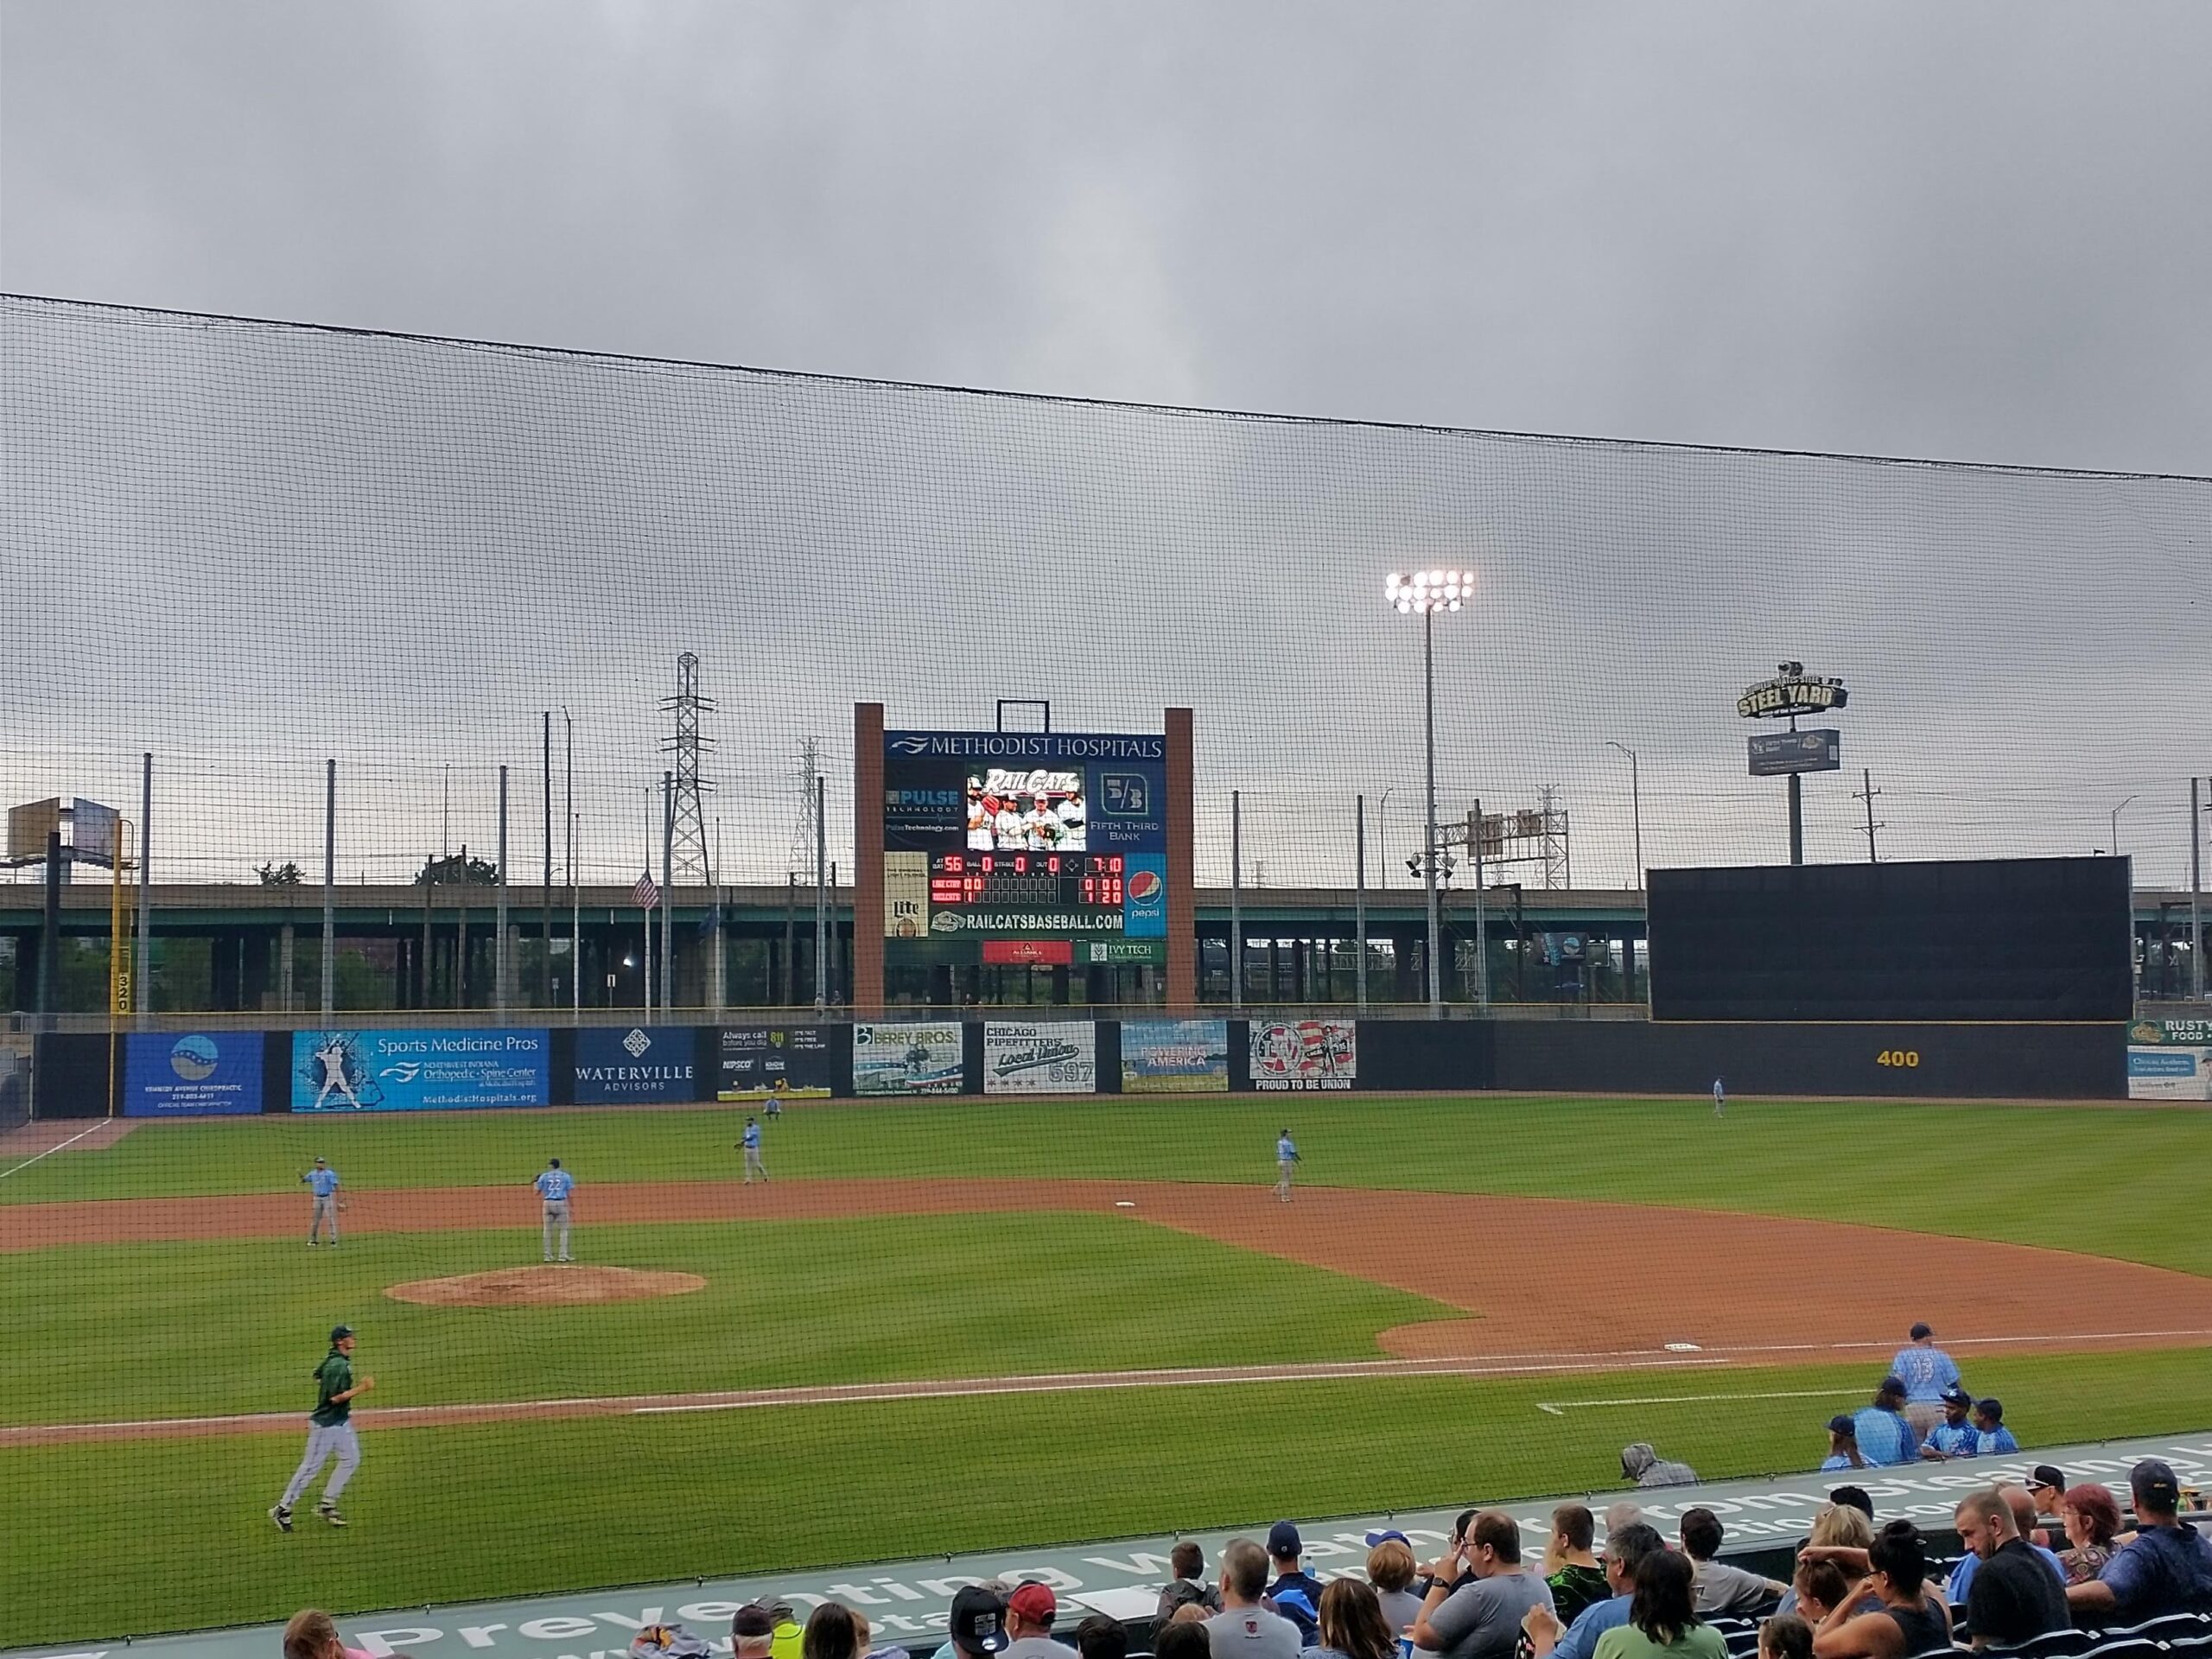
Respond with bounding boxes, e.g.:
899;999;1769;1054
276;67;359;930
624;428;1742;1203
659;652;715;884
790;737;821;875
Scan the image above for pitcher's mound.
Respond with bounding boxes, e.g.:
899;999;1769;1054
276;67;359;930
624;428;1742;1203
385;1267;708;1307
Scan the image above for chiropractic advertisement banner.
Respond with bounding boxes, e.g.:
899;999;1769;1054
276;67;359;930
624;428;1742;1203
124;1032;264;1116
292;1028;550;1112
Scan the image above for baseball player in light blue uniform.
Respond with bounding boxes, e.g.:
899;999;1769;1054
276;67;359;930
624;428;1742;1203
1713;1077;1726;1118
1274;1130;1300;1202
535;1159;575;1262
740;1117;767;1184
301;1157;341;1245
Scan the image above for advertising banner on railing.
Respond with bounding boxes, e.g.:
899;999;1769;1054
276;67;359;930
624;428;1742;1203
1120;1018;1230;1093
1249;1018;1357;1091
2128;1018;2212;1101
852;1022;964;1096
718;1026;837;1100
124;1031;264;1116
982;1020;1096;1094
572;1026;698;1105
291;1028;550;1112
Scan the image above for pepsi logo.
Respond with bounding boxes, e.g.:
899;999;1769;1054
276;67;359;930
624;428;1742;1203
1127;868;1162;901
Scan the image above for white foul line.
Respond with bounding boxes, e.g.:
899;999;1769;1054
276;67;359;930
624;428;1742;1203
0;1122;110;1181
1535;1387;1865;1417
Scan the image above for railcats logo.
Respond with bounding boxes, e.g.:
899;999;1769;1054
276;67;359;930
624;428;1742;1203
982;1022;1096;1094
1250;1020;1357;1090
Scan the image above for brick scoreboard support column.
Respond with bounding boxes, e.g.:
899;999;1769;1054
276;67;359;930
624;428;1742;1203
1165;706;1196;1014
853;702;886;1016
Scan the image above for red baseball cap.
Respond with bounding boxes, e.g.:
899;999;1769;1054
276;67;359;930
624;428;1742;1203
1007;1583;1057;1626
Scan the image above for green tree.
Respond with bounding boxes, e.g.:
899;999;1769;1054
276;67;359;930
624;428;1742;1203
256;861;304;886
413;852;499;886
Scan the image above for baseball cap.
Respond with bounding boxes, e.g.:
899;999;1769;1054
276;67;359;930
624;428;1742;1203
313;1156;327;1164
730;1607;776;1641
2133;1459;2183;1510
2026;1465;2066;1493
1007;1584;1057;1627
949;1586;1009;1656
1366;1529;1410;1547
1827;1414;1858;1435
1910;1322;1932;1340
330;1324;355;1342
1939;1385;1971;1407
1268;1521;1302;1557
1877;1375;1907;1398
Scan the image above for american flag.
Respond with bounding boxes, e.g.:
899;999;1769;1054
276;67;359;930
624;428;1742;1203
631;870;660;910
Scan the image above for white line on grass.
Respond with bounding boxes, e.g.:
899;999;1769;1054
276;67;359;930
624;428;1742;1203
1535;1388;1864;1416
0;1122;108;1180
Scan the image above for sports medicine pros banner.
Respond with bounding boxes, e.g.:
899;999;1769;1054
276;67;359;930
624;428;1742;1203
124;1032;264;1116
292;1028;550;1112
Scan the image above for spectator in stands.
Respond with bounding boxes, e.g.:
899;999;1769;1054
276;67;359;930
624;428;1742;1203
1678;1508;1787;1617
1524;1522;1667;1659
1942;1488;2066;1606
1173;1606;1215;1627
1789;1560;1853;1625
1367;1535;1426;1633
1157;1621;1213;1659
1592;1548;1727;1659
1075;1614;1127;1659
2058;1484;2125;1585
1891;1325;1961;1439
1820;1417;1866;1472
1808;1521;1950;1659
771;1602;804;1659
851;1611;909;1659
1002;1583;1065;1659
1759;1616;1813;1659
2067;1459;2212;1621
734;1605;780;1659
948;1586;1012;1659
1827;1490;1874;1525
1918;1387;1979;1460
803;1605;863;1659
2024;1467;2069;1534
1970;1400;2019;1457
1548;1506;1614;1624
1606;1503;1648;1540
1315;1580;1396;1659
1413;1510;1555;1659
1162;1542;1224;1620
1954;1487;2069;1649
1852;1380;1919;1467
283;1610;375;1659
1267;1522;1326;1647
1622;1444;1700;1489
1211;1538;1305;1659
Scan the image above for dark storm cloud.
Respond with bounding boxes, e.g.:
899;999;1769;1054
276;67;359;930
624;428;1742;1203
2;4;2209;885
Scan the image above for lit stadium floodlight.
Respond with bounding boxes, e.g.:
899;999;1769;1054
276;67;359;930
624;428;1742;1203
1384;569;1472;1016
1385;568;1471;615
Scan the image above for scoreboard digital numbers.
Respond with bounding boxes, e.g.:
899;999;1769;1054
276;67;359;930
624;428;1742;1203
883;730;1167;968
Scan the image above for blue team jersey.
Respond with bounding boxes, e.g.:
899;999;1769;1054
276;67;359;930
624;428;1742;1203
1924;1421;1979;1458
743;1124;761;1149
1891;1345;1961;1402
1277;1136;1296;1161
1853;1406;1919;1465
304;1167;340;1197
1974;1425;2020;1456
535;1169;574;1200
1820;1453;1857;1471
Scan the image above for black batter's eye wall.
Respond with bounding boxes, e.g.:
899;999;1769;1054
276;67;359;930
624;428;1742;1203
1647;855;2134;1023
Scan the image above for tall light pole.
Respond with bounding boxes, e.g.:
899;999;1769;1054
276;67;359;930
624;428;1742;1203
2111;794;2139;858
561;707;576;1014
1387;568;1470;1017
1606;740;1643;889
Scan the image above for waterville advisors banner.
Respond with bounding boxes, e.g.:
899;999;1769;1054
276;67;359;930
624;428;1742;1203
573;1026;697;1105
982;1021;1096;1094
292;1028;550;1112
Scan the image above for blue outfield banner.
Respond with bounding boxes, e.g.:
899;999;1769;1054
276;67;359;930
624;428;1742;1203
291;1028;550;1112
571;1026;700;1104
124;1031;264;1116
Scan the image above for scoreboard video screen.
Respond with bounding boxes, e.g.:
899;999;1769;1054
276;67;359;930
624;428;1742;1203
883;730;1166;967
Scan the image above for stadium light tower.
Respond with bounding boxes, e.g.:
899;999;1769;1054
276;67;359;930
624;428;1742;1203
1606;740;1643;889
2111;794;2139;857
1386;568;1470;1017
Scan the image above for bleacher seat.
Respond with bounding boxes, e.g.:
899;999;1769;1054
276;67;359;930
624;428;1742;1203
2000;1628;2094;1659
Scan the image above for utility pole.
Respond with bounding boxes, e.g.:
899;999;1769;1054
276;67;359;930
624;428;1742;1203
1230;790;1244;1014
321;760;336;1015
137;751;152;1027
496;764;511;1014
541;711;553;1008
1853;768;1885;862
2192;775;2203;1001
1355;794;1368;1012
660;770;675;1014
1472;798;1488;1009
812;774;828;1014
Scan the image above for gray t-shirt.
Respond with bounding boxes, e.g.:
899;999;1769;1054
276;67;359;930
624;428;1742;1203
1003;1640;1069;1659
1421;1572;1555;1659
1376;1588;1427;1632
1207;1605;1304;1659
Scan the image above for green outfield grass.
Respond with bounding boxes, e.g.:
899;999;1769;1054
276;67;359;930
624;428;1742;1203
3;1214;1447;1424
11;1094;2212;1274
7;1346;2212;1650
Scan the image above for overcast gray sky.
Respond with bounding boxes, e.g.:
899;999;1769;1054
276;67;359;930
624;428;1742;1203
3;3;2209;887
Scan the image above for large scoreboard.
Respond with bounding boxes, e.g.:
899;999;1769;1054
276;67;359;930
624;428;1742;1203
882;729;1167;967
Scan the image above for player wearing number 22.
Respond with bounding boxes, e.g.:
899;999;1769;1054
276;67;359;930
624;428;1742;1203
270;1324;374;1531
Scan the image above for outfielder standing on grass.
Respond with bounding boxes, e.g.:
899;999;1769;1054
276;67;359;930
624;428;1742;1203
1274;1128;1300;1203
740;1116;767;1184
270;1324;372;1531
536;1158;575;1262
301;1156;341;1246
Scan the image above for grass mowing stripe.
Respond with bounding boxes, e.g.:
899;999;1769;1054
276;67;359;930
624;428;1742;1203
6;1344;2210;1651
